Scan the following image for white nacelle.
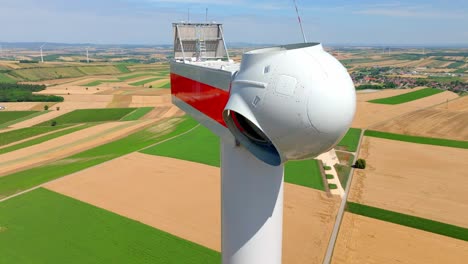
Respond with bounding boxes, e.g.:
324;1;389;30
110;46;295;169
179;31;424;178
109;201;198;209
223;43;356;166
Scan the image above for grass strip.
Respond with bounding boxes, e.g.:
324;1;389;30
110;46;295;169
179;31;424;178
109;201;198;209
0;117;197;198
0;125;70;146
36;108;136;126
365;130;468;149
0;111;40;128
0;188;220;263
337;128;362;152
115;64;131;73
368;88;444;105
347;202;468;241
0;124;92;155
120;107;154;121
130;77;163;86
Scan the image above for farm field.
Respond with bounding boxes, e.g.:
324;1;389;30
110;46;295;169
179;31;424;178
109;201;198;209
371;96;468;141
0;115;191;198
0;188;220;264
44;153;340;264
130;77;164;86
336;128;362;152
331;213;468;264
352;90;458;128
0;124;91;155
121;107;154;121
0;125;71;146
346;202;468;241
0;111;38;126
141;124;326;190
364;130;468;149
348;136;468;228
284;159;324;190
368;88;444;104
0;119;157;177
35;108;136;126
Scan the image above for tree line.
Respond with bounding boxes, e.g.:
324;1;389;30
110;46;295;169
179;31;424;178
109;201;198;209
0;83;64;102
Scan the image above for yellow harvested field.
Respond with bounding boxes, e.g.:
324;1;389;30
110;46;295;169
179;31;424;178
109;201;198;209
435;96;468;111
349;137;468;228
107;94;132;108
45;153;340;264
129;94;172;107
332;213;468;264
371;107;468;141
53;94;113;110
353;91;458;128
0;102;44;111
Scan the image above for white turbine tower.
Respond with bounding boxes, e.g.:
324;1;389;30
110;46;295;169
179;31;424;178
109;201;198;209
86;47;90;63
40;43;46;63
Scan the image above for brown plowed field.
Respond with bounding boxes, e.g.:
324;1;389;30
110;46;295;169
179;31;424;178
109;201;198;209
352;91;458;128
45;153;340;264
349;137;468;228
332;213;468;264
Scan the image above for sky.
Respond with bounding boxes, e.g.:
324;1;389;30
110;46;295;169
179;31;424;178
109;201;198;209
1;0;467;46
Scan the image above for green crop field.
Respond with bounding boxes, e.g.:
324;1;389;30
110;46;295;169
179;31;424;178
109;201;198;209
77;66;122;75
0;72;16;83
447;61;465;69
0;111;50;129
36;108;136;126
118;73;159;81
0;188;220;264
141;124;220;166
0;125;70;146
0;111;38;125
364;130;468;149
158;81;171;89
368;88;444;105
120;107;154;121
141;124;325;190
337;128;361;152
346;202;468;241
0;124;91;155
284;159;324;190
0;117;197;198
81;73;161;86
11;67;85;81
115;64;131;73
130;77;163;86
82;80;120;86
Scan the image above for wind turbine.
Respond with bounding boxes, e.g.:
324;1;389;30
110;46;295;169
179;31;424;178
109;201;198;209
40;43;46;63
86;47;90;63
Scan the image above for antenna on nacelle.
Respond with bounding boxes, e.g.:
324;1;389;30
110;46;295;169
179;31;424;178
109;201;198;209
293;0;307;43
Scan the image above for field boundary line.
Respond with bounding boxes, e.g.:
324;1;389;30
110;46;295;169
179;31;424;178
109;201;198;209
323;129;365;264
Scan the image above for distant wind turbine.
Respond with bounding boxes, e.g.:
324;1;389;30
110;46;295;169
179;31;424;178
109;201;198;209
40;43;46;63
86;47;90;63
